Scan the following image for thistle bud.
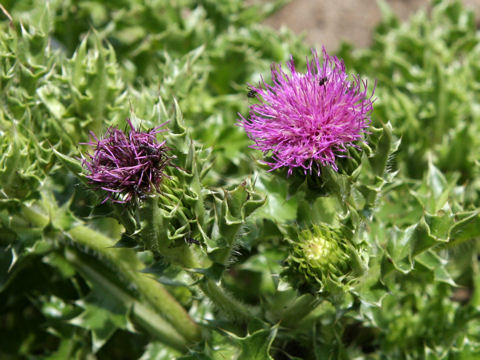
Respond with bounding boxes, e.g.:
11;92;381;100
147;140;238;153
288;224;354;293
81;119;173;203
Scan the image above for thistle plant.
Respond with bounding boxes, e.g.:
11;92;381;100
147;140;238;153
3;1;480;359
238;47;375;175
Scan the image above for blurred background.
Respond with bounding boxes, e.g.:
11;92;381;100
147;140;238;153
265;0;480;50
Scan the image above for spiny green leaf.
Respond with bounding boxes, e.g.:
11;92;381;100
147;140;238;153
234;327;278;360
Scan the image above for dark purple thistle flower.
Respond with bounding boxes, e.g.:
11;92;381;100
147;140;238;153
82;119;172;203
238;47;375;175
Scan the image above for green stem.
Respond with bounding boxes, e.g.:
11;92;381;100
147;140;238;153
65;248;187;352
280;294;321;329
21;204;49;227
198;278;257;322
20;204;202;344
162;244;256;322
68;225;201;342
138;196;200;269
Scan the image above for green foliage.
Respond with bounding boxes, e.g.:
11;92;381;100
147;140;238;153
339;0;480;193
1;0;480;359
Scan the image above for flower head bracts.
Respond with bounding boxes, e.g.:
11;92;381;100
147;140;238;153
286;224;356;294
238;47;375;175
291;225;349;279
82;119;172;203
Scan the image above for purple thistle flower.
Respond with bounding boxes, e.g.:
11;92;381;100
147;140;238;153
81;119;172;203
238;47;375;175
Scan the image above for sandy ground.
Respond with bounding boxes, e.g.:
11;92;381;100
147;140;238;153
264;0;480;51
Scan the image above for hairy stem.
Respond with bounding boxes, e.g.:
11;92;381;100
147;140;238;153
21;203;202;344
197;277;257;323
68;225;201;342
65;247;187;352
280;294;321;329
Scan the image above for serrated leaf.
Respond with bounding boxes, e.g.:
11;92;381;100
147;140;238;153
449;211;480;247
52;147;86;181
37;83;66;119
235;327;278;360
386;225;415;273
416;250;456;286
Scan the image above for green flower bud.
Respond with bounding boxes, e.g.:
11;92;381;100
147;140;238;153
288;224;354;293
